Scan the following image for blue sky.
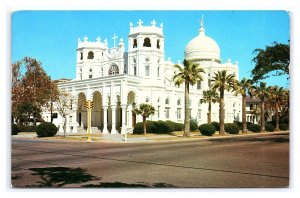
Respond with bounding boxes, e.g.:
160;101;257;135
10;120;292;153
11;10;290;87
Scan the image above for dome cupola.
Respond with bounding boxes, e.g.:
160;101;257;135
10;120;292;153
184;18;221;63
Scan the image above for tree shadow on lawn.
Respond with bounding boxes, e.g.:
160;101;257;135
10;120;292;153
23;166;176;188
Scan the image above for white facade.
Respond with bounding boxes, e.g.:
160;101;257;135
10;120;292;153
43;19;242;134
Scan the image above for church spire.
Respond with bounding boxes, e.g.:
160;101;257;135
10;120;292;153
199;15;205;36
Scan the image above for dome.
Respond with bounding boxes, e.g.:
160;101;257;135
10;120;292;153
184;20;220;62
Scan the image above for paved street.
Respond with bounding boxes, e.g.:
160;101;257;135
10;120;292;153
11;133;289;188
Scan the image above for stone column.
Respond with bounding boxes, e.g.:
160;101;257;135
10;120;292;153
66;114;71;133
127;105;132;128
102;106;109;134
111;105;117;134
72;110;78;133
121;104;127;134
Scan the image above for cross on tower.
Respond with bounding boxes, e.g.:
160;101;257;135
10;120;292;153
96;36;101;42
84;35;88;42
151;19;156;26
112;33;118;48
137;19;143;27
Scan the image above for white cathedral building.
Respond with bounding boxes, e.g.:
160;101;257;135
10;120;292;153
43;19;242;134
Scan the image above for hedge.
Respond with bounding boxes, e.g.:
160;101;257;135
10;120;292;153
36;122;58;137
12;124;19;135
198;124;216;136
265;123;275;132
224;123;240;134
18;125;37;132
211;122;220;131
190;119;199;132
248;124;261;133
279;124;289;131
133;121;174;134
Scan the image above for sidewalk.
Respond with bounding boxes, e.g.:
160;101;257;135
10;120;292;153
12;130;290;143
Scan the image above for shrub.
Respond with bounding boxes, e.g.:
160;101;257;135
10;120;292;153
134;121;154;134
279;124;289;131
199;124;216;136
18;125;37;132
12;124;19;135
174;122;184;131
154;121;173;134
211;121;220;131
246;122;253;128
224;123;240;134
165;121;183;131
233;121;243;130
36;122;58;137
265;123;275;132
248;124;261;133
190;119;198;132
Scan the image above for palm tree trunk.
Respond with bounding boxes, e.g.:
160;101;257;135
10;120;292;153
143;116;147;135
275;101;279;131
260;97;265;132
208;101;212;124
184;81;190;137
219;88;225;135
242;94;247;133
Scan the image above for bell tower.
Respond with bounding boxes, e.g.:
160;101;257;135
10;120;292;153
127;19;165;83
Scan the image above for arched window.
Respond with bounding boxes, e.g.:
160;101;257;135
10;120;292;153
108;65;119;75
133;39;137;48
80;52;83;60
143;37;151;47
165;98;169;105
88;51;94;59
145;65;150;76
177;99;181;106
157;39;160;49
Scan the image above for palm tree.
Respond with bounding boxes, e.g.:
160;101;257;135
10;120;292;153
211;70;237;135
251;82;269;132
133;103;155;135
173;59;205;137
202;88;219;124
235;78;252;133
268;86;285;131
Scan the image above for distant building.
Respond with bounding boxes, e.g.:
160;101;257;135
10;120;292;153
43;19;242;134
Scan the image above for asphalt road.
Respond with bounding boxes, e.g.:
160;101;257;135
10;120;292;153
11;133;289;188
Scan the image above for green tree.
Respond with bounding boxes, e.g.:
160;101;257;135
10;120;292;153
211;70;237;135
173;59;205;137
251;82;269;132
202;88;219;124
268;86;287;131
251;42;290;82
133;103;155;135
235;78;253;133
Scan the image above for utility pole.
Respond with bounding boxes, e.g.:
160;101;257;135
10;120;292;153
85;100;94;142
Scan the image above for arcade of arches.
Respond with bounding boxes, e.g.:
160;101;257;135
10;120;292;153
74;90;137;134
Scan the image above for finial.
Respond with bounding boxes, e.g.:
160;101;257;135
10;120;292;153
201;14;204;27
199;15;205;35
151;19;156;26
137;19;143;27
130;22;133;28
84;35;88;42
104;38;108;46
112;33;118;48
160;23;163;28
96;36;101;42
78;38;81;42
